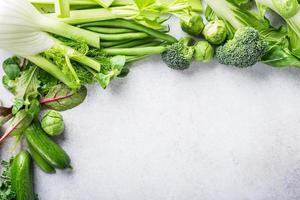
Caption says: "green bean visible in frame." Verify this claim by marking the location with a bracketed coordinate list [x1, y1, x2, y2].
[101, 39, 134, 47]
[85, 27, 135, 34]
[102, 46, 167, 56]
[125, 55, 147, 63]
[79, 19, 177, 43]
[98, 32, 149, 41]
[109, 38, 154, 48]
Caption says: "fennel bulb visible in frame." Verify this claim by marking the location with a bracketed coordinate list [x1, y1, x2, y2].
[0, 0, 100, 54]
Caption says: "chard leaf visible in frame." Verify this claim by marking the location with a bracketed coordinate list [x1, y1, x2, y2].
[0, 106, 13, 128]
[41, 84, 87, 111]
[0, 110, 33, 143]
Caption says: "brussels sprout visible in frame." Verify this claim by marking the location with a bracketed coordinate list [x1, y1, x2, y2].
[180, 13, 205, 37]
[202, 20, 227, 45]
[194, 41, 214, 63]
[41, 110, 64, 136]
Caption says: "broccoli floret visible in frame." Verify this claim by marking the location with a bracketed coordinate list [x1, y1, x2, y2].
[216, 27, 268, 68]
[161, 37, 195, 70]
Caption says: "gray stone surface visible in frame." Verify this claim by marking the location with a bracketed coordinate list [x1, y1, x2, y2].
[1, 19, 300, 200]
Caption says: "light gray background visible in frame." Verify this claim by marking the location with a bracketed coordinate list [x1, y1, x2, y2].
[1, 18, 300, 200]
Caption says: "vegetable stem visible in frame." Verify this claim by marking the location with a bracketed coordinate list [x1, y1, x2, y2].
[83, 27, 135, 34]
[102, 46, 167, 56]
[30, 0, 132, 6]
[95, 31, 149, 41]
[25, 55, 75, 88]
[55, 0, 70, 18]
[38, 16, 101, 48]
[46, 6, 137, 24]
[55, 43, 101, 71]
[109, 38, 154, 48]
[80, 19, 177, 43]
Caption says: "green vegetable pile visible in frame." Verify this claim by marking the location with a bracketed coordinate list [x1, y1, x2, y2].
[1, 0, 300, 198]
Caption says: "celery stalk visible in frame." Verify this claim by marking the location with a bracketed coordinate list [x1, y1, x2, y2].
[38, 16, 101, 48]
[55, 0, 70, 18]
[26, 55, 76, 88]
[46, 6, 137, 24]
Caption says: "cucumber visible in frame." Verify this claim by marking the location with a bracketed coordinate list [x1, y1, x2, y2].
[10, 150, 35, 200]
[24, 122, 71, 169]
[28, 143, 56, 174]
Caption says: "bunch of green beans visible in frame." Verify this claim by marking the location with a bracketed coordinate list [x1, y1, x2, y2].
[77, 19, 176, 62]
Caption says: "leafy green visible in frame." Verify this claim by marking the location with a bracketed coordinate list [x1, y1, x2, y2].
[0, 110, 33, 143]
[0, 106, 12, 128]
[43, 46, 80, 89]
[2, 57, 20, 80]
[38, 69, 60, 96]
[206, 0, 300, 68]
[2, 76, 16, 94]
[12, 66, 40, 114]
[205, 6, 216, 22]
[0, 160, 16, 200]
[41, 84, 87, 111]
[95, 56, 126, 89]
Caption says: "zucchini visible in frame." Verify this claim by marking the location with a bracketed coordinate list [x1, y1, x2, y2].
[24, 122, 71, 169]
[28, 143, 56, 174]
[10, 150, 35, 200]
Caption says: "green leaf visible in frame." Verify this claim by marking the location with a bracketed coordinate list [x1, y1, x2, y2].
[95, 55, 126, 89]
[2, 75, 16, 95]
[2, 57, 20, 80]
[27, 99, 41, 117]
[205, 5, 216, 22]
[0, 159, 16, 200]
[188, 0, 202, 12]
[0, 106, 12, 128]
[134, 0, 156, 9]
[14, 66, 40, 106]
[93, 0, 114, 8]
[41, 84, 87, 111]
[38, 69, 60, 96]
[12, 98, 24, 115]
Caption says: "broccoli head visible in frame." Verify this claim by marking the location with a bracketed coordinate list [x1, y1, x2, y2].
[216, 27, 268, 68]
[161, 37, 195, 70]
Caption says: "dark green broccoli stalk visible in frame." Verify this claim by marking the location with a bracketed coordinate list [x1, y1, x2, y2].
[161, 37, 195, 70]
[216, 27, 268, 68]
